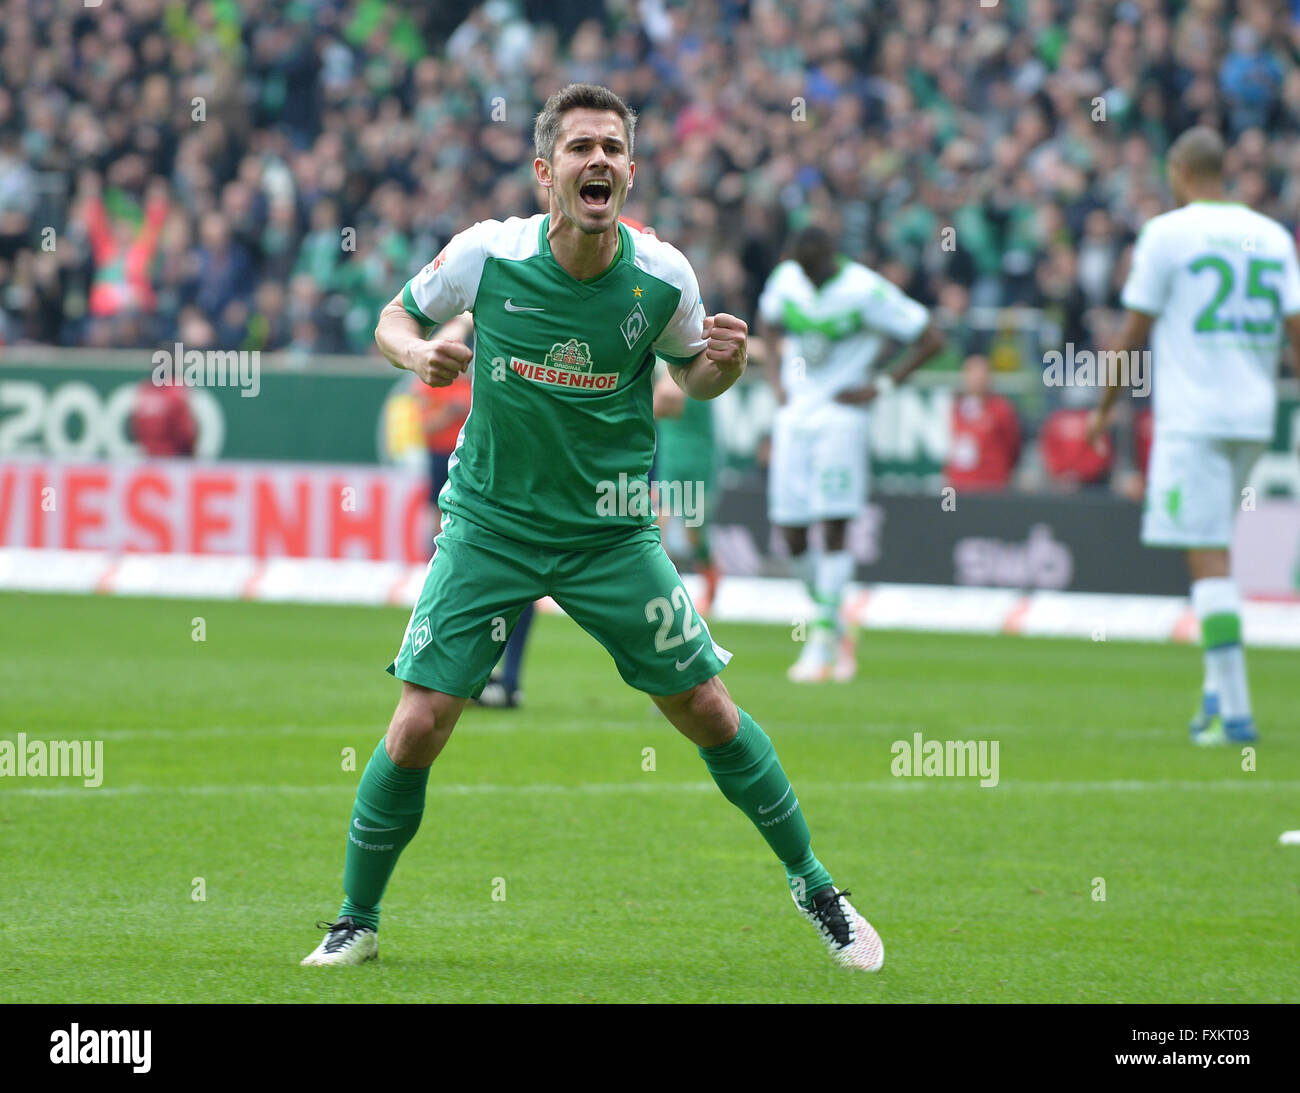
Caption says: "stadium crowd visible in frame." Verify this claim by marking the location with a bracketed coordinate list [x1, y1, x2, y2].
[1, 0, 1297, 392]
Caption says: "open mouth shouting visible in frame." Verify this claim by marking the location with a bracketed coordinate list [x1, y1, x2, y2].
[578, 176, 613, 212]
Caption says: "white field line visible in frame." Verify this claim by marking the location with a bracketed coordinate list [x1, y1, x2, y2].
[3, 779, 1296, 799]
[4, 720, 665, 742]
[8, 721, 1198, 742]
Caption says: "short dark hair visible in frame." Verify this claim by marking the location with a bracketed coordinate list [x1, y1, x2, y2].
[792, 224, 834, 255]
[791, 224, 835, 271]
[1168, 126, 1226, 180]
[534, 83, 637, 161]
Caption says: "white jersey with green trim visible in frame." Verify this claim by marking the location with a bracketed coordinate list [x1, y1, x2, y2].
[1121, 200, 1300, 440]
[757, 258, 929, 410]
[400, 214, 707, 548]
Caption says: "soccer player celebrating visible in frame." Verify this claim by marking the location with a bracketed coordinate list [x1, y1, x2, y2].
[758, 226, 945, 683]
[302, 85, 884, 972]
[1088, 126, 1300, 744]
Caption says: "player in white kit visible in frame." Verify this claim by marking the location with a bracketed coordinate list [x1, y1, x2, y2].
[1089, 127, 1300, 743]
[758, 226, 945, 683]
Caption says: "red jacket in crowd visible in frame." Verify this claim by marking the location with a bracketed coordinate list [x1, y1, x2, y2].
[85, 193, 169, 317]
[945, 392, 1022, 491]
[132, 378, 196, 457]
[1039, 408, 1112, 486]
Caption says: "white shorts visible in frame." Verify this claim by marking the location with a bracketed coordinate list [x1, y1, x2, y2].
[768, 402, 870, 526]
[1141, 433, 1265, 548]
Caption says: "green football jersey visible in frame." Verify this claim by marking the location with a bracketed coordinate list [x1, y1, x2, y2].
[402, 215, 707, 548]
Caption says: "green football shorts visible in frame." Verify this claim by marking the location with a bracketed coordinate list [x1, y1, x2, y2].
[388, 512, 732, 698]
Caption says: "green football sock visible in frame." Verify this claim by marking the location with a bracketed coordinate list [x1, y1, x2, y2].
[338, 740, 430, 931]
[698, 709, 833, 906]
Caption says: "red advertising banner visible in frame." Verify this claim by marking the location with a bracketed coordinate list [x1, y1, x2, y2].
[0, 460, 431, 562]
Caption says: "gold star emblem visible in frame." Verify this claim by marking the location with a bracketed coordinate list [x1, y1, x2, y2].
[633, 285, 643, 297]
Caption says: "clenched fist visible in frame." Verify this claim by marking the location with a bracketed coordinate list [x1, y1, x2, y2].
[703, 313, 748, 376]
[406, 336, 472, 388]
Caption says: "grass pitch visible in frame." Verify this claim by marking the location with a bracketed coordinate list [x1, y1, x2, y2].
[1, 590, 1296, 1003]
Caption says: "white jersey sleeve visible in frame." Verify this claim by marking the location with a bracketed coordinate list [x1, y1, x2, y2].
[403, 222, 491, 326]
[646, 241, 707, 367]
[857, 269, 929, 342]
[1121, 220, 1173, 316]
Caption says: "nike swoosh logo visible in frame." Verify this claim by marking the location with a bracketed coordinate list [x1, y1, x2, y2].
[353, 819, 401, 833]
[504, 299, 545, 312]
[757, 786, 792, 815]
[675, 644, 705, 671]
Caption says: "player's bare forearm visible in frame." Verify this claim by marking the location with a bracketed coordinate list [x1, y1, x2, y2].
[836, 321, 946, 405]
[890, 321, 946, 386]
[1087, 309, 1154, 446]
[669, 313, 748, 400]
[375, 298, 433, 372]
[375, 296, 473, 388]
[1098, 310, 1154, 412]
[670, 355, 742, 399]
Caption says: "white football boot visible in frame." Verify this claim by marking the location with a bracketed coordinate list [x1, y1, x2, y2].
[794, 887, 884, 972]
[300, 917, 378, 966]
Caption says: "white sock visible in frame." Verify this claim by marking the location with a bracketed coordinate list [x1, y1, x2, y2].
[1213, 645, 1252, 724]
[1190, 577, 1252, 725]
[814, 550, 854, 637]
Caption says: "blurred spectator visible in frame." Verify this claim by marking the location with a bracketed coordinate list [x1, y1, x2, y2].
[0, 131, 37, 262]
[945, 355, 1022, 492]
[3, 249, 66, 344]
[78, 171, 169, 321]
[927, 283, 986, 369]
[0, 0, 1296, 371]
[176, 306, 219, 351]
[193, 212, 254, 322]
[1219, 23, 1283, 137]
[132, 373, 197, 458]
[1039, 407, 1113, 489]
[244, 281, 292, 352]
